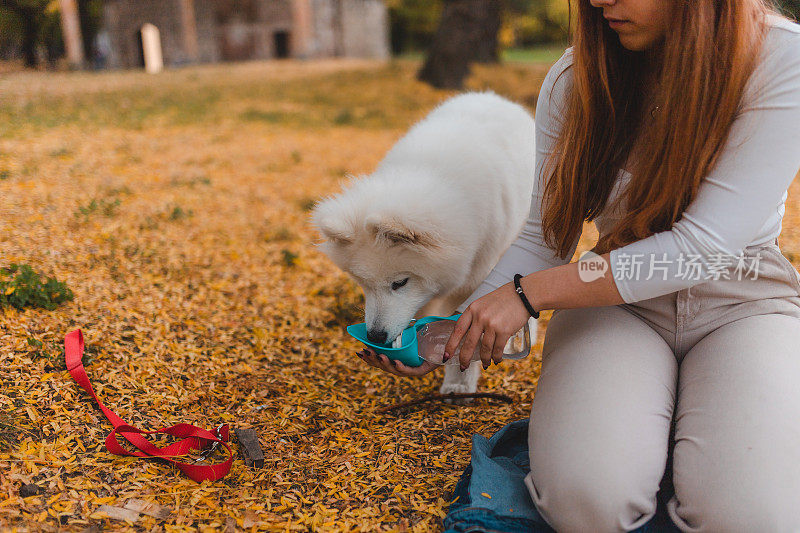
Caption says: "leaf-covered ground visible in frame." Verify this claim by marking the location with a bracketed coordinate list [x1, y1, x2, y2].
[1, 58, 799, 532]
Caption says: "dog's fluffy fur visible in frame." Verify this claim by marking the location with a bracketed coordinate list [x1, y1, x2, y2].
[311, 91, 537, 395]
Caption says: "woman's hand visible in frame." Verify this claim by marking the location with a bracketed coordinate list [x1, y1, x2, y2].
[444, 281, 531, 371]
[357, 347, 439, 377]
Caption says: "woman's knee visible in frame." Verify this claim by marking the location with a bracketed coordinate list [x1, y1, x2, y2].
[667, 469, 800, 532]
[527, 304, 675, 531]
[526, 458, 660, 533]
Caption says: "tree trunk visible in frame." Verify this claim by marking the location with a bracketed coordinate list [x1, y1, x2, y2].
[4, 0, 43, 68]
[472, 2, 502, 63]
[417, 0, 502, 89]
[20, 11, 39, 68]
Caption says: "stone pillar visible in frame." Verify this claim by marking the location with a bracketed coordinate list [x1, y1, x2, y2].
[141, 23, 164, 74]
[179, 0, 200, 62]
[59, 0, 85, 68]
[291, 0, 312, 58]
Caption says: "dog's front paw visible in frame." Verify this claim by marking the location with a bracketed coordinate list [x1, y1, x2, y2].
[440, 362, 481, 404]
[528, 316, 538, 347]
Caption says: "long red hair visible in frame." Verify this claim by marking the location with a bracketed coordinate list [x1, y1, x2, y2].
[541, 0, 780, 258]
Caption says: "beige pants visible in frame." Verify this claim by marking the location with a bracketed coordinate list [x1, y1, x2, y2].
[525, 239, 800, 532]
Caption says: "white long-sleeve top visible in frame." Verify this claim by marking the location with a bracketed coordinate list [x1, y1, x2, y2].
[458, 14, 800, 312]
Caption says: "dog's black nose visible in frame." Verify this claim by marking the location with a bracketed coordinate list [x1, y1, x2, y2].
[367, 329, 388, 344]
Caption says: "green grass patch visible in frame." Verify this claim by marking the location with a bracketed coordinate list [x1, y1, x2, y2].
[107, 185, 133, 196]
[49, 147, 72, 158]
[333, 108, 354, 125]
[168, 205, 194, 221]
[170, 175, 211, 187]
[0, 264, 73, 310]
[502, 44, 568, 64]
[240, 108, 296, 123]
[280, 249, 299, 267]
[262, 226, 294, 242]
[394, 43, 567, 65]
[139, 204, 195, 230]
[75, 197, 121, 220]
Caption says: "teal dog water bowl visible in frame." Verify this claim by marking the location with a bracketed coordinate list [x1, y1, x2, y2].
[346, 314, 460, 367]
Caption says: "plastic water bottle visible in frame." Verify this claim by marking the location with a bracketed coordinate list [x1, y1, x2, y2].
[415, 319, 532, 365]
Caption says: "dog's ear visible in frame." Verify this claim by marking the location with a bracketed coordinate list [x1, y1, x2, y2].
[317, 223, 353, 246]
[310, 203, 354, 246]
[367, 217, 439, 248]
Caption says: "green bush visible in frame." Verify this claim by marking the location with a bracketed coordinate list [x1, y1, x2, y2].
[0, 264, 73, 310]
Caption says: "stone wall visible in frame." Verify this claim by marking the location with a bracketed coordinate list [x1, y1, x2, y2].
[102, 0, 389, 69]
[215, 0, 294, 61]
[308, 0, 338, 57]
[340, 0, 390, 59]
[308, 0, 389, 59]
[193, 0, 221, 64]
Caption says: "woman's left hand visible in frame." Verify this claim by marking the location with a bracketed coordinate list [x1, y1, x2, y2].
[444, 281, 531, 371]
[358, 347, 440, 377]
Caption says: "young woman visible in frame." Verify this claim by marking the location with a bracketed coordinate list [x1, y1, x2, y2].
[358, 0, 800, 530]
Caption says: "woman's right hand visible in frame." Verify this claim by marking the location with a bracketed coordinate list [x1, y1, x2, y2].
[357, 347, 439, 377]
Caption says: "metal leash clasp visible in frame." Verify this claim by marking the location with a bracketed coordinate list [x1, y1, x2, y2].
[193, 423, 225, 463]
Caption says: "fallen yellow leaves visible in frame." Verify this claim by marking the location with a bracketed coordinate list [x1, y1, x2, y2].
[4, 55, 785, 532]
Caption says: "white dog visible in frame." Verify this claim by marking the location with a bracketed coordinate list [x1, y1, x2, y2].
[311, 91, 537, 396]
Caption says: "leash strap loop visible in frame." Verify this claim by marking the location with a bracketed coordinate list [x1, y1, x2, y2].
[64, 329, 233, 482]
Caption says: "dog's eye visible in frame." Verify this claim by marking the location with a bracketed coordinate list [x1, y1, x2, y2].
[391, 278, 409, 290]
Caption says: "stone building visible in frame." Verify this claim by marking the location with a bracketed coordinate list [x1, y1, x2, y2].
[101, 0, 390, 69]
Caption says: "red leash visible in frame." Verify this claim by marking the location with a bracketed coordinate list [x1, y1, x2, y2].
[64, 329, 233, 482]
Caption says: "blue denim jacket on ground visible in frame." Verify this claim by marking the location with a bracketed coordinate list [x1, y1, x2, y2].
[443, 419, 681, 533]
